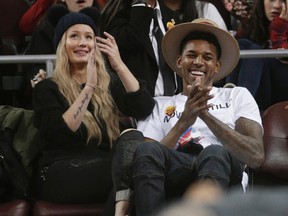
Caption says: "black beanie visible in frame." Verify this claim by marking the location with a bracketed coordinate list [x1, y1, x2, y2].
[53, 12, 97, 49]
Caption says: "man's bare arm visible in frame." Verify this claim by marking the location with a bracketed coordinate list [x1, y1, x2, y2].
[200, 111, 264, 169]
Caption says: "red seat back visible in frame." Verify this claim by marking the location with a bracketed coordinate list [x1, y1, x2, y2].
[260, 101, 288, 180]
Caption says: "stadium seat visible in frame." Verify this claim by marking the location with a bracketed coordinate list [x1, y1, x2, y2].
[252, 101, 288, 186]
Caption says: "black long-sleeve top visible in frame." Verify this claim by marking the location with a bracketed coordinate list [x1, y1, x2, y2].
[33, 72, 155, 166]
[102, 5, 182, 96]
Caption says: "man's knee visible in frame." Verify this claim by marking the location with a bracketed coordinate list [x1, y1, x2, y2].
[199, 145, 230, 161]
[197, 145, 243, 189]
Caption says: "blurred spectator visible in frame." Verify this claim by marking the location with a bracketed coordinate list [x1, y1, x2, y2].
[269, 0, 288, 50]
[222, 0, 254, 37]
[0, 34, 23, 107]
[19, 0, 58, 36]
[201, 0, 233, 30]
[0, 0, 29, 53]
[19, 0, 107, 36]
[1, 37, 6, 104]
[223, 0, 254, 21]
[101, 0, 227, 97]
[19, 0, 106, 35]
[185, 1, 255, 37]
[157, 184, 288, 216]
[226, 0, 288, 111]
[96, 0, 107, 9]
[213, 187, 288, 216]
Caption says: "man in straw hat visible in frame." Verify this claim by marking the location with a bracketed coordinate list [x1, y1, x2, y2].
[131, 18, 264, 216]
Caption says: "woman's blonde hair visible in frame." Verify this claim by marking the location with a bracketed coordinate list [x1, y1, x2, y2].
[53, 33, 120, 147]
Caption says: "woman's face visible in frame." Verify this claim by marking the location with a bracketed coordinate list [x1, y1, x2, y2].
[65, 24, 95, 65]
[65, 0, 94, 12]
[264, 0, 284, 21]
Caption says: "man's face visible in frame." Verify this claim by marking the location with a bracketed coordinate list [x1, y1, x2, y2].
[177, 39, 221, 87]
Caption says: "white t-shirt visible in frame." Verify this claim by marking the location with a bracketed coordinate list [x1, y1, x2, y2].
[137, 87, 263, 148]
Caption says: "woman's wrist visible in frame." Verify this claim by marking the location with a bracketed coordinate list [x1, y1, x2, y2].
[85, 84, 96, 91]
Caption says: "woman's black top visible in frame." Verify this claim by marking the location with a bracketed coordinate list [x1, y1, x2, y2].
[33, 72, 155, 166]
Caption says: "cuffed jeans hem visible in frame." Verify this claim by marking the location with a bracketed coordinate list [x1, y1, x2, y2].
[115, 189, 133, 202]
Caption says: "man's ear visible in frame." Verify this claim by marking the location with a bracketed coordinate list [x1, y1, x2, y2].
[176, 56, 182, 69]
[214, 61, 221, 74]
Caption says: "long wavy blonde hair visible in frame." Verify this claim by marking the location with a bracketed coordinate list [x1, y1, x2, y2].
[52, 33, 120, 148]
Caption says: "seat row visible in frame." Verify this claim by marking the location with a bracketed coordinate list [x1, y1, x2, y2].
[1, 101, 288, 215]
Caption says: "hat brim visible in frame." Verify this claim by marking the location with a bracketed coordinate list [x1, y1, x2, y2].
[162, 21, 240, 82]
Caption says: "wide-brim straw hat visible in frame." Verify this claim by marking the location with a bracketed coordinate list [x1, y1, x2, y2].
[162, 18, 240, 82]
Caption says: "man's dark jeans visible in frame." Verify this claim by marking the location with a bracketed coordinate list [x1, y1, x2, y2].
[132, 142, 244, 216]
[112, 129, 145, 201]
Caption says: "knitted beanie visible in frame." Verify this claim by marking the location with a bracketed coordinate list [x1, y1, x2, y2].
[53, 12, 97, 49]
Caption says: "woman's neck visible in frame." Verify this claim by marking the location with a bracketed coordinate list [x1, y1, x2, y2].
[70, 64, 87, 84]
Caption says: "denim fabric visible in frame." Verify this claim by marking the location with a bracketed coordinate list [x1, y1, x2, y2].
[132, 142, 243, 216]
[112, 129, 145, 201]
[197, 145, 244, 190]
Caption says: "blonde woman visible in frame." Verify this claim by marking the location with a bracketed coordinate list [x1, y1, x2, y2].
[33, 12, 154, 205]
